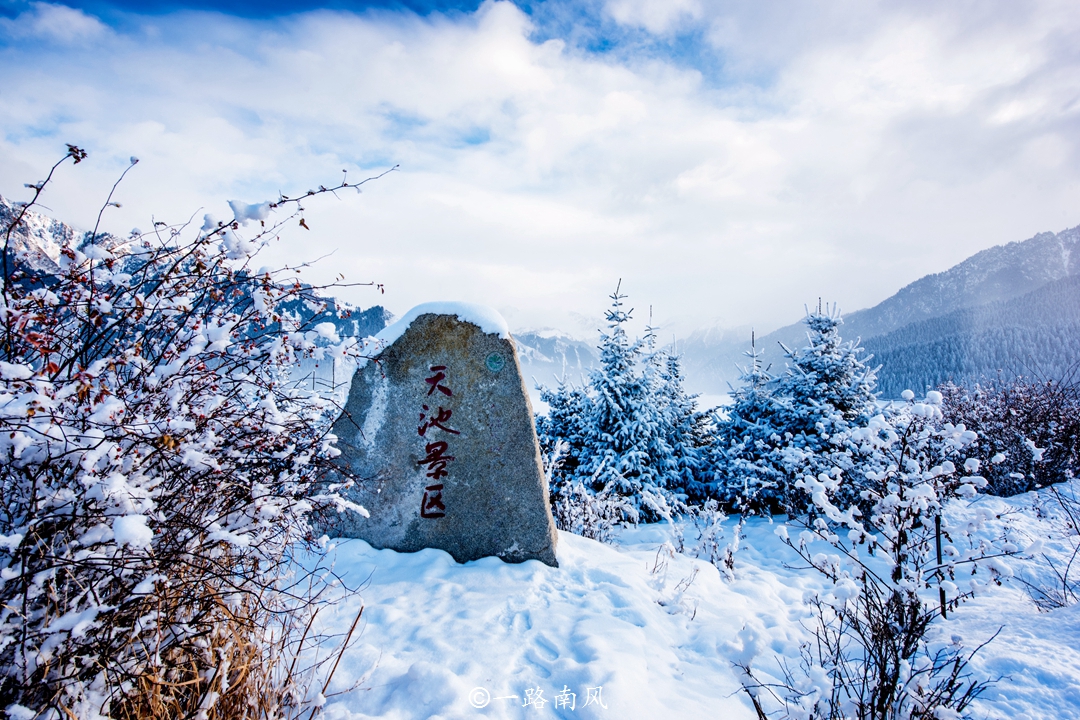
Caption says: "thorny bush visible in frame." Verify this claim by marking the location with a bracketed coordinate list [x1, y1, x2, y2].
[0, 148, 385, 719]
[937, 374, 1080, 612]
[939, 375, 1080, 496]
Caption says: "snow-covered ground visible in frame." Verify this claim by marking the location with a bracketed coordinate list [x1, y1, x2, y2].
[310, 484, 1080, 719]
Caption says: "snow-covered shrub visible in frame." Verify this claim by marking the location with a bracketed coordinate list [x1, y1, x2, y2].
[939, 377, 1080, 496]
[936, 375, 1080, 610]
[685, 499, 736, 579]
[0, 149, 376, 719]
[717, 304, 879, 516]
[548, 478, 632, 544]
[739, 391, 1010, 720]
[541, 437, 631, 544]
[537, 283, 712, 523]
[647, 542, 700, 617]
[1013, 481, 1080, 610]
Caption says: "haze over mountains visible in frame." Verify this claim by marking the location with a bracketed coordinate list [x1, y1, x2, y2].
[863, 273, 1080, 397]
[679, 224, 1080, 397]
[6, 195, 1077, 401]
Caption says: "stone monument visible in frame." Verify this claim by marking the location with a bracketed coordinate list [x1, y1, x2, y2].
[321, 302, 559, 567]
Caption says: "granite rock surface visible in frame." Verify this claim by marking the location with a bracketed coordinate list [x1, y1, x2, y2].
[321, 311, 559, 567]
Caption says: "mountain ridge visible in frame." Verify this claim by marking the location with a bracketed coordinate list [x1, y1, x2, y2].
[678, 223, 1080, 395]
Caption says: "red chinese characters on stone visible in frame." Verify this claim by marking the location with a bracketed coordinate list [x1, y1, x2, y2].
[420, 484, 446, 519]
[418, 405, 459, 437]
[418, 440, 454, 480]
[419, 366, 458, 520]
[424, 365, 452, 397]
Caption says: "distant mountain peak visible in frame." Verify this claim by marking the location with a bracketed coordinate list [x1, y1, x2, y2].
[1, 194, 81, 275]
[1, 194, 135, 276]
[846, 223, 1080, 338]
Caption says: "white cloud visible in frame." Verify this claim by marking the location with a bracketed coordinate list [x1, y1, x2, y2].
[0, 0, 1078, 337]
[605, 0, 704, 35]
[0, 2, 109, 43]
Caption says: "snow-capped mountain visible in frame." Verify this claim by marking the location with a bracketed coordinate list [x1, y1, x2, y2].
[1, 194, 143, 276]
[0, 194, 81, 275]
[512, 329, 600, 392]
[1, 194, 390, 341]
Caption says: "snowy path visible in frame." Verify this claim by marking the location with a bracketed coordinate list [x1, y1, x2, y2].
[312, 487, 1080, 719]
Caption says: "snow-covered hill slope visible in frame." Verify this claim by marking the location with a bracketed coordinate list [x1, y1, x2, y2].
[864, 274, 1080, 396]
[311, 484, 1080, 719]
[313, 530, 782, 719]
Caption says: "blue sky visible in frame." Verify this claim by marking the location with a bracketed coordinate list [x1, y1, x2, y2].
[3, 1, 487, 16]
[1, 0, 1078, 337]
[2, 0, 731, 79]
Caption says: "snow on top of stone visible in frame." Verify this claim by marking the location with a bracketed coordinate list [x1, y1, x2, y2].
[376, 302, 511, 345]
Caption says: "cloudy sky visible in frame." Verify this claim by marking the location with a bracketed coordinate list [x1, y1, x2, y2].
[1, 0, 1078, 338]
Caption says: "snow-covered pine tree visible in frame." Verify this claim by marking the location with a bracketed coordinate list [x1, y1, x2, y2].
[715, 331, 788, 513]
[538, 284, 711, 526]
[536, 377, 591, 483]
[539, 385, 634, 544]
[719, 304, 879, 515]
[650, 347, 714, 502]
[579, 284, 661, 519]
[777, 304, 878, 428]
[773, 303, 878, 511]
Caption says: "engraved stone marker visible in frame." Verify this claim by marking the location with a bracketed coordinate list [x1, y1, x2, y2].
[321, 302, 559, 567]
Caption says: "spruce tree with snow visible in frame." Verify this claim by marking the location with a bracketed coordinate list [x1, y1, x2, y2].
[579, 284, 661, 518]
[776, 303, 878, 430]
[651, 348, 715, 502]
[719, 303, 879, 514]
[537, 284, 710, 526]
[536, 378, 591, 482]
[715, 331, 788, 513]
